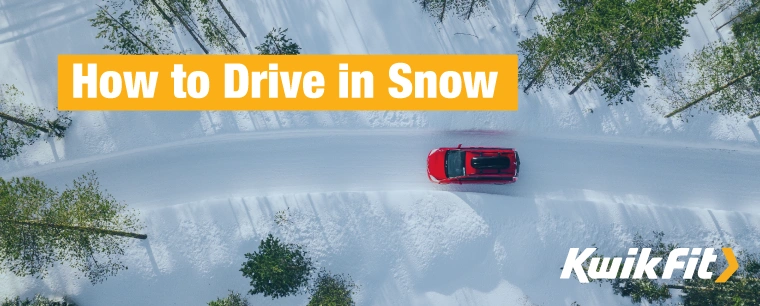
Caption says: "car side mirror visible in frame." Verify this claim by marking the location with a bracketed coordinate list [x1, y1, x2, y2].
[457, 144, 462, 148]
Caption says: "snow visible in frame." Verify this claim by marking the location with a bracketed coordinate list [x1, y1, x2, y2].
[1, 0, 760, 305]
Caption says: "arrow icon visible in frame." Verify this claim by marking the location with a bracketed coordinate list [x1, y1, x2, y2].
[716, 247, 738, 283]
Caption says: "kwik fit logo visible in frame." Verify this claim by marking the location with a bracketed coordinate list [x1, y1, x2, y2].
[561, 247, 738, 283]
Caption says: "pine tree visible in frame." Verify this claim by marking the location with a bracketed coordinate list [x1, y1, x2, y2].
[89, 4, 173, 55]
[90, 0, 180, 55]
[255, 28, 302, 55]
[661, 2, 759, 118]
[208, 291, 250, 306]
[678, 252, 760, 306]
[239, 234, 313, 298]
[519, 0, 707, 104]
[307, 269, 357, 306]
[519, 0, 595, 93]
[213, 0, 247, 38]
[0, 84, 71, 161]
[416, 0, 489, 22]
[196, 0, 240, 54]
[160, 0, 210, 53]
[455, 0, 489, 20]
[714, 0, 759, 31]
[415, 0, 454, 23]
[92, 0, 245, 54]
[0, 172, 146, 284]
[2, 294, 76, 306]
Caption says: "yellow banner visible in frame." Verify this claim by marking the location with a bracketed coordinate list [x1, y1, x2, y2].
[57, 54, 518, 111]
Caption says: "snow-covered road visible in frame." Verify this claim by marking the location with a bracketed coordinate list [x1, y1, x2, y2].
[6, 129, 760, 214]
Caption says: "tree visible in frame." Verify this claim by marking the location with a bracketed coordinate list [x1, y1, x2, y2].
[89, 4, 173, 55]
[0, 84, 71, 161]
[255, 28, 301, 55]
[519, 0, 707, 104]
[196, 0, 240, 54]
[91, 0, 243, 55]
[90, 0, 180, 55]
[1, 294, 76, 306]
[661, 2, 759, 118]
[307, 269, 357, 306]
[431, 0, 453, 23]
[240, 234, 314, 298]
[677, 252, 760, 306]
[207, 291, 249, 306]
[582, 232, 760, 305]
[455, 0, 489, 20]
[714, 0, 759, 31]
[161, 0, 243, 54]
[0, 172, 146, 284]
[415, 0, 489, 23]
[214, 0, 247, 38]
[519, 0, 594, 93]
[160, 0, 210, 53]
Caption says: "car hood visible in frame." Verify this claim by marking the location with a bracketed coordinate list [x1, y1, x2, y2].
[427, 149, 447, 181]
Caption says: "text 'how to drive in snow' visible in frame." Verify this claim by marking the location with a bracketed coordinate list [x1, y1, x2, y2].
[56, 55, 518, 111]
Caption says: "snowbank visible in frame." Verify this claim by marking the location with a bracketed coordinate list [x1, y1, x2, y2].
[3, 191, 758, 305]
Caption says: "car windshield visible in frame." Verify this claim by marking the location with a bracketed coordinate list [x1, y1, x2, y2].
[445, 150, 466, 178]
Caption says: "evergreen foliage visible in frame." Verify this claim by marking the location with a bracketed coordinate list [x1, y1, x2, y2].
[415, 0, 490, 22]
[0, 84, 71, 161]
[1, 295, 76, 306]
[240, 234, 314, 298]
[0, 172, 146, 284]
[519, 0, 707, 104]
[255, 28, 302, 55]
[660, 1, 759, 118]
[89, 3, 173, 55]
[197, 0, 240, 54]
[90, 0, 243, 54]
[207, 291, 250, 306]
[307, 269, 357, 306]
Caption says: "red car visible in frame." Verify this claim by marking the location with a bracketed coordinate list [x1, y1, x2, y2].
[427, 145, 520, 185]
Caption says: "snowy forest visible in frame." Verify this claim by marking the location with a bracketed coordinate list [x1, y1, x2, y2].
[1, 0, 759, 305]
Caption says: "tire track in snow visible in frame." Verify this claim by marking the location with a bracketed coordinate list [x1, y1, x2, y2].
[3, 129, 760, 213]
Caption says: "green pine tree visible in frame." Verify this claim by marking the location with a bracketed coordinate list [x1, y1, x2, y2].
[207, 291, 250, 306]
[213, 0, 247, 39]
[0, 172, 146, 284]
[519, 0, 594, 93]
[158, 0, 210, 53]
[89, 4, 173, 55]
[307, 269, 357, 306]
[677, 251, 760, 305]
[197, 0, 241, 54]
[520, 0, 707, 104]
[0, 84, 71, 161]
[661, 2, 759, 119]
[1, 294, 76, 306]
[417, 0, 485, 23]
[93, 0, 244, 55]
[714, 0, 759, 31]
[240, 234, 314, 298]
[455, 0, 489, 20]
[255, 28, 302, 55]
